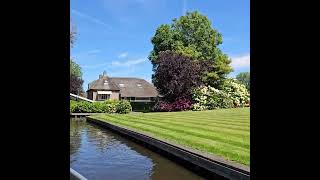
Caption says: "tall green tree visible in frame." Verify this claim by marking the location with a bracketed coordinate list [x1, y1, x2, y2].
[236, 72, 250, 91]
[149, 11, 233, 88]
[70, 59, 83, 94]
[70, 20, 83, 94]
[70, 59, 82, 78]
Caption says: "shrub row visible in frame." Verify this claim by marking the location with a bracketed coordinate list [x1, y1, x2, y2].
[153, 97, 192, 112]
[70, 99, 132, 114]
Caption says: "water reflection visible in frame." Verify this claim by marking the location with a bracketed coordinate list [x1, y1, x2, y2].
[70, 119, 203, 180]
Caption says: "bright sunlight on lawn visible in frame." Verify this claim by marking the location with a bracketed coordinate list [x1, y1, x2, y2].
[91, 108, 250, 166]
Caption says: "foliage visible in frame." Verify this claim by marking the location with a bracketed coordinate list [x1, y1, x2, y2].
[70, 59, 82, 78]
[236, 72, 250, 91]
[221, 79, 250, 107]
[116, 100, 132, 114]
[153, 97, 192, 112]
[70, 100, 77, 113]
[171, 97, 193, 111]
[192, 79, 250, 110]
[192, 86, 233, 111]
[70, 100, 131, 114]
[70, 74, 84, 94]
[70, 59, 83, 94]
[149, 11, 232, 87]
[153, 101, 173, 112]
[153, 51, 211, 102]
[72, 101, 93, 113]
[92, 102, 107, 113]
[103, 99, 118, 113]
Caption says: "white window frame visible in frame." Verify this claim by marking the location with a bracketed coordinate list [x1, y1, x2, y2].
[98, 94, 110, 101]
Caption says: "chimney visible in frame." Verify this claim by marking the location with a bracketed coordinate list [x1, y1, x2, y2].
[99, 71, 107, 79]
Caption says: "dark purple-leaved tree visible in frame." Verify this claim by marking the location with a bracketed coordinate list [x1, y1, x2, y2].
[153, 51, 212, 102]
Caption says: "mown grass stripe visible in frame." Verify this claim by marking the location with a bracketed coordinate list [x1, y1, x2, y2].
[145, 114, 250, 123]
[121, 113, 250, 127]
[110, 114, 250, 132]
[112, 113, 250, 137]
[98, 115, 250, 152]
[94, 116, 249, 165]
[91, 108, 250, 165]
[132, 115, 250, 128]
[104, 114, 250, 149]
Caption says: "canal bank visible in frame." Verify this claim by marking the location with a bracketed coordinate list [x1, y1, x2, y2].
[87, 117, 250, 180]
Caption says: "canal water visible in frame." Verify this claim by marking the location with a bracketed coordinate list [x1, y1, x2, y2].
[70, 119, 204, 180]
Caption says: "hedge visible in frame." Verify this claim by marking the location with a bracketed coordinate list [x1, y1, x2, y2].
[70, 99, 132, 114]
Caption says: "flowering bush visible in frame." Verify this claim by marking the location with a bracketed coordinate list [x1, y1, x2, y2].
[172, 97, 193, 111]
[221, 79, 250, 107]
[191, 79, 250, 110]
[153, 101, 173, 112]
[192, 86, 233, 111]
[153, 97, 192, 112]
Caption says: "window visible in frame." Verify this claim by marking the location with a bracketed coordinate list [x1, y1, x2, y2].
[136, 84, 142, 87]
[98, 94, 110, 101]
[103, 80, 109, 86]
[135, 97, 150, 101]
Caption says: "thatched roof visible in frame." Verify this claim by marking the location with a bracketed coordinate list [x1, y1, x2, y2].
[110, 77, 158, 98]
[88, 75, 120, 91]
[87, 73, 158, 98]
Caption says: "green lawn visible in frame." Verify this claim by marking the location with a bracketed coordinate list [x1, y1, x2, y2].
[91, 108, 250, 166]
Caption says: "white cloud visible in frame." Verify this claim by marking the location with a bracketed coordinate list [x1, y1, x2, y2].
[71, 9, 110, 28]
[81, 63, 109, 69]
[231, 54, 250, 68]
[108, 68, 136, 77]
[118, 52, 128, 58]
[112, 57, 147, 67]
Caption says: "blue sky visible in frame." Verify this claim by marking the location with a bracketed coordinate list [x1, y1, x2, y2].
[71, 0, 250, 89]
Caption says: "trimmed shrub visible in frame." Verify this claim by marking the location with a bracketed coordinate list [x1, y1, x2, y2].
[73, 101, 94, 113]
[70, 100, 77, 113]
[92, 102, 107, 113]
[116, 100, 132, 114]
[103, 99, 119, 113]
[70, 99, 132, 114]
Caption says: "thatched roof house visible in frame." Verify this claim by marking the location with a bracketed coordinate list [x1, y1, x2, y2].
[87, 71, 158, 102]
